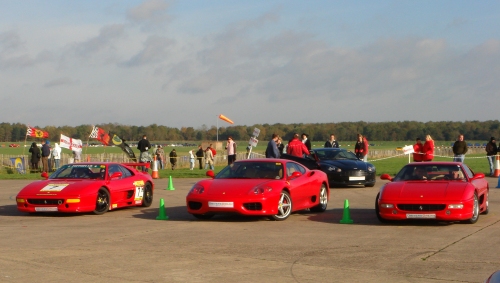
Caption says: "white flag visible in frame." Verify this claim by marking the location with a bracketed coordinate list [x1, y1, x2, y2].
[60, 134, 83, 152]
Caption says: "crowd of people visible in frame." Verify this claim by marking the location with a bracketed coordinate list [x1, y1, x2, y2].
[24, 132, 500, 175]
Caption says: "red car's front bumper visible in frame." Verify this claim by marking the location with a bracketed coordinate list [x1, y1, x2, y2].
[16, 195, 96, 213]
[186, 193, 282, 216]
[377, 198, 475, 221]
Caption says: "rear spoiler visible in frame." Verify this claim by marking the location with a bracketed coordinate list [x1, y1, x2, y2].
[123, 162, 150, 169]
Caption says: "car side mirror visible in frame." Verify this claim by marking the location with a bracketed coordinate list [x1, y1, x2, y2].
[206, 170, 215, 179]
[471, 173, 485, 180]
[110, 172, 122, 179]
[288, 171, 302, 180]
[41, 172, 49, 179]
[380, 173, 393, 181]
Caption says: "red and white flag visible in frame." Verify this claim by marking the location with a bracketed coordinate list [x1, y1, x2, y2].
[60, 134, 82, 152]
[89, 126, 110, 146]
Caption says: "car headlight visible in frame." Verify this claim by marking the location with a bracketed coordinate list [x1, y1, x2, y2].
[189, 185, 205, 194]
[248, 186, 273, 195]
[380, 203, 394, 208]
[367, 166, 375, 172]
[327, 167, 342, 172]
[448, 204, 464, 209]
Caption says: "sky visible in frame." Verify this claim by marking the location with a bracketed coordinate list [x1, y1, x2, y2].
[1, 0, 499, 129]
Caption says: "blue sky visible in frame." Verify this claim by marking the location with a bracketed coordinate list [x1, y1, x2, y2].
[1, 0, 499, 128]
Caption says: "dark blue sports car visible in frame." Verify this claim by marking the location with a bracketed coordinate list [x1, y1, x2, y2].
[281, 148, 376, 187]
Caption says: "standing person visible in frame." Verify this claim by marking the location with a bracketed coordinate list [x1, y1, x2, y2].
[204, 146, 214, 170]
[72, 150, 81, 163]
[354, 134, 367, 161]
[324, 134, 339, 148]
[195, 145, 204, 169]
[155, 145, 165, 169]
[137, 134, 151, 172]
[413, 138, 423, 162]
[52, 143, 62, 170]
[452, 134, 468, 163]
[287, 133, 310, 158]
[422, 135, 435, 162]
[28, 142, 40, 172]
[188, 150, 195, 170]
[486, 137, 498, 176]
[169, 149, 177, 170]
[225, 136, 237, 165]
[209, 144, 217, 166]
[41, 140, 51, 173]
[301, 133, 311, 151]
[276, 137, 284, 157]
[265, 133, 280, 158]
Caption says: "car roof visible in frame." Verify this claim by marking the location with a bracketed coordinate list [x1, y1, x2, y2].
[235, 158, 288, 163]
[406, 161, 463, 166]
[312, 148, 345, 152]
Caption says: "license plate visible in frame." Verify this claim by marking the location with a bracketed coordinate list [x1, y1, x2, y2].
[349, 176, 365, 181]
[34, 207, 58, 212]
[406, 214, 436, 219]
[208, 201, 234, 208]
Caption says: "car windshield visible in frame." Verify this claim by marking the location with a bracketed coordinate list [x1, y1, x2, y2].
[394, 164, 466, 182]
[314, 150, 358, 161]
[216, 162, 284, 180]
[50, 164, 107, 180]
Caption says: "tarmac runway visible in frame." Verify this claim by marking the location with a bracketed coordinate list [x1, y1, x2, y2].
[1, 176, 500, 283]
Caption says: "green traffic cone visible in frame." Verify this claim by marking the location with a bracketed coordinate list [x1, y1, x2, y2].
[156, 198, 169, 220]
[167, 176, 175, 190]
[339, 199, 353, 224]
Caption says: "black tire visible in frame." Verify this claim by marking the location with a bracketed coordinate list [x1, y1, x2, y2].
[270, 191, 292, 221]
[310, 184, 328, 212]
[93, 188, 110, 215]
[464, 193, 479, 224]
[192, 213, 214, 220]
[364, 183, 375, 187]
[141, 183, 153, 207]
[375, 193, 390, 223]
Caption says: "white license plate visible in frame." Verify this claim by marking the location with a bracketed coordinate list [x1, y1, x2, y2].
[208, 201, 234, 208]
[349, 176, 365, 181]
[406, 214, 436, 219]
[34, 207, 58, 212]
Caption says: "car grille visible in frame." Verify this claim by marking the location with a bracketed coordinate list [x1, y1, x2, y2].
[397, 204, 446, 211]
[346, 170, 368, 176]
[243, 202, 262, 211]
[188, 201, 202, 210]
[28, 199, 64, 205]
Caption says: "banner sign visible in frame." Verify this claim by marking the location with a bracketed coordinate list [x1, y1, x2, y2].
[10, 157, 26, 174]
[60, 134, 83, 152]
[402, 145, 414, 155]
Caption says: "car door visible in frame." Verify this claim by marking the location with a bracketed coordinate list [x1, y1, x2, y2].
[107, 164, 138, 208]
[286, 162, 315, 210]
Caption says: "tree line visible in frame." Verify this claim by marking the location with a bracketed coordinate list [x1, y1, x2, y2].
[1, 120, 499, 143]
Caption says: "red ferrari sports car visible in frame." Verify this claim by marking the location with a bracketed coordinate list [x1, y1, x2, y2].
[376, 162, 489, 224]
[186, 158, 330, 221]
[16, 162, 154, 215]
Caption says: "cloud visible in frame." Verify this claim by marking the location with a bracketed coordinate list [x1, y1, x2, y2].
[44, 77, 77, 88]
[122, 35, 175, 67]
[127, 0, 171, 30]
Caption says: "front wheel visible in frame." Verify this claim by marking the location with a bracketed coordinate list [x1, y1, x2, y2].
[375, 193, 390, 223]
[142, 183, 153, 207]
[93, 188, 110, 215]
[464, 193, 479, 224]
[270, 191, 292, 221]
[310, 184, 328, 212]
[482, 190, 489, 215]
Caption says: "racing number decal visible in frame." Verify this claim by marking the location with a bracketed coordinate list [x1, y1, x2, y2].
[134, 186, 144, 201]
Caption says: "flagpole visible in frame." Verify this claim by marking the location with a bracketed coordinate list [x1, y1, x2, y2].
[23, 125, 29, 172]
[217, 116, 219, 142]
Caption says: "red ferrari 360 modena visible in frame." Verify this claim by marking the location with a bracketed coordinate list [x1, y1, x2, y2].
[376, 162, 489, 224]
[186, 158, 330, 221]
[16, 163, 154, 215]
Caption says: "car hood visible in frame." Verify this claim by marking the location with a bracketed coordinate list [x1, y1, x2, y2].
[205, 179, 275, 197]
[17, 179, 102, 196]
[320, 159, 369, 170]
[381, 181, 469, 201]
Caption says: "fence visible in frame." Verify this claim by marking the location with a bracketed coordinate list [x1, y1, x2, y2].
[0, 147, 488, 173]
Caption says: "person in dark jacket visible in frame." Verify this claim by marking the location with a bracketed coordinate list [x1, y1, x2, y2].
[28, 142, 41, 172]
[324, 134, 339, 148]
[486, 137, 498, 176]
[195, 145, 204, 169]
[169, 149, 177, 170]
[41, 140, 51, 173]
[137, 135, 151, 172]
[276, 137, 284, 157]
[452, 134, 468, 163]
[265, 134, 280, 158]
[354, 134, 367, 160]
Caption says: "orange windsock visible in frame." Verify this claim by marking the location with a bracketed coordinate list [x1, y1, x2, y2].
[218, 114, 234, 124]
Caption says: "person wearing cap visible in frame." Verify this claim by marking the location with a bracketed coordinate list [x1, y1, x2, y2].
[486, 137, 498, 176]
[413, 138, 423, 162]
